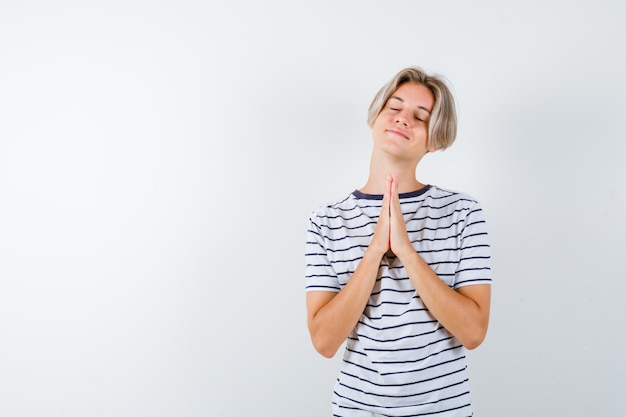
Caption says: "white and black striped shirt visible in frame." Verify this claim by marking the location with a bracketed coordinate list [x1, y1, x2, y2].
[305, 185, 492, 417]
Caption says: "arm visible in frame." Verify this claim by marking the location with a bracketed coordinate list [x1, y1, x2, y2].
[306, 248, 384, 358]
[388, 178, 491, 349]
[306, 185, 392, 358]
[394, 251, 490, 349]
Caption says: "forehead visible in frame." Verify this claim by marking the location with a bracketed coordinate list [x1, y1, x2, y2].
[389, 82, 434, 111]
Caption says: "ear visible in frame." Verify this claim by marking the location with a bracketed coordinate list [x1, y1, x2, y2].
[425, 137, 440, 153]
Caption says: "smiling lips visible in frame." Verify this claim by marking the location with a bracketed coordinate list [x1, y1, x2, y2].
[387, 128, 409, 140]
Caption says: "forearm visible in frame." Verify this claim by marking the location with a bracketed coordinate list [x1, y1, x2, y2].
[398, 249, 490, 349]
[307, 248, 384, 358]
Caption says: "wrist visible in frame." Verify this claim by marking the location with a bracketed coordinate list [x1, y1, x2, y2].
[394, 244, 418, 264]
[366, 245, 387, 260]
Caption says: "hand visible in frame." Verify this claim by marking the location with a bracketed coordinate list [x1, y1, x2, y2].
[388, 176, 414, 259]
[369, 176, 392, 257]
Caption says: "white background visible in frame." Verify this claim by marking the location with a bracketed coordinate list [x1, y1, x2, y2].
[1, 1, 625, 416]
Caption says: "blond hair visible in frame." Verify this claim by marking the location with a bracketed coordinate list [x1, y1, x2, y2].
[367, 67, 457, 150]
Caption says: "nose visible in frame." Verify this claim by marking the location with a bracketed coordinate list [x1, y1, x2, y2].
[394, 110, 410, 126]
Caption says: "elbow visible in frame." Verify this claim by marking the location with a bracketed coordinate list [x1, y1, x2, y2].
[311, 336, 339, 358]
[316, 346, 337, 359]
[460, 324, 489, 350]
[462, 336, 484, 350]
[307, 317, 341, 358]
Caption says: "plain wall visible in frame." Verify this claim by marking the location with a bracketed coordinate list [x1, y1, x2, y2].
[1, 1, 624, 416]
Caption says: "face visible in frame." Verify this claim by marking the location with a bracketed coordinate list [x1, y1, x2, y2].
[370, 82, 436, 161]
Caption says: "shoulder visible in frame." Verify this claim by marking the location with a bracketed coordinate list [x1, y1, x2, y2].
[309, 191, 358, 223]
[423, 185, 489, 226]
[426, 185, 482, 208]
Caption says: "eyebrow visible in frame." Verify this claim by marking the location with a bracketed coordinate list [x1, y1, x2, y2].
[389, 96, 432, 114]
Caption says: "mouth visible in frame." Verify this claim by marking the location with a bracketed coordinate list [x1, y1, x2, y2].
[387, 129, 409, 140]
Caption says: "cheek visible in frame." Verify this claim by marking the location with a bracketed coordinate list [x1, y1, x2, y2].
[371, 118, 384, 133]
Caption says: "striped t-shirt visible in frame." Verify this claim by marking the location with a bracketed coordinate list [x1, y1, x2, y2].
[305, 185, 492, 417]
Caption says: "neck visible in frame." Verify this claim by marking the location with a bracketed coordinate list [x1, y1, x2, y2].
[360, 149, 425, 194]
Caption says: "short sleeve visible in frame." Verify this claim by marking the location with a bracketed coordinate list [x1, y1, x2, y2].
[304, 215, 340, 292]
[454, 201, 492, 289]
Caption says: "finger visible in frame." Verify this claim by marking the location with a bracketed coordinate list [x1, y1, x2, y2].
[382, 175, 392, 213]
[390, 177, 405, 226]
[371, 176, 392, 255]
[390, 176, 401, 211]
